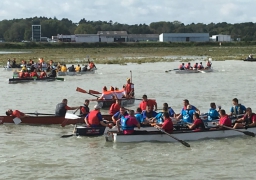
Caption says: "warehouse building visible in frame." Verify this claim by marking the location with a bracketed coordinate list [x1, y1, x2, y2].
[97, 31, 127, 42]
[159, 33, 209, 42]
[127, 34, 159, 42]
[210, 35, 231, 42]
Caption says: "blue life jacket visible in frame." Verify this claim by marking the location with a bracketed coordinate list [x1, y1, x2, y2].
[135, 113, 143, 123]
[155, 112, 164, 124]
[182, 109, 195, 123]
[121, 117, 134, 130]
[208, 108, 219, 121]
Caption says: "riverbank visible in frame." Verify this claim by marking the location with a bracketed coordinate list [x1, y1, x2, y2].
[0, 43, 254, 65]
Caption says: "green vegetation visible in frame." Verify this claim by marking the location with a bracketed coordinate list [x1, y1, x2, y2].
[0, 42, 254, 66]
[1, 17, 256, 42]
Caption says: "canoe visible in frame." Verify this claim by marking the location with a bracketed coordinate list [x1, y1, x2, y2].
[244, 58, 256, 62]
[105, 127, 256, 143]
[0, 114, 112, 125]
[8, 77, 64, 84]
[3, 67, 22, 71]
[175, 68, 213, 74]
[97, 98, 135, 109]
[75, 126, 106, 136]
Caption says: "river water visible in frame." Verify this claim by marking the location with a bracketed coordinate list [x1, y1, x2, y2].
[0, 60, 255, 180]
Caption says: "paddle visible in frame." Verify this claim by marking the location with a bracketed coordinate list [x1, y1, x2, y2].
[165, 70, 172, 73]
[26, 112, 55, 116]
[155, 126, 191, 147]
[89, 89, 101, 94]
[56, 77, 64, 81]
[61, 124, 77, 138]
[13, 117, 22, 125]
[76, 87, 100, 98]
[130, 70, 132, 83]
[61, 107, 80, 127]
[221, 125, 255, 137]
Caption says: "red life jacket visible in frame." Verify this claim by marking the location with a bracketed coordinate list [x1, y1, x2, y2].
[109, 103, 121, 115]
[24, 72, 30, 78]
[193, 64, 198, 68]
[88, 110, 100, 125]
[179, 65, 184, 68]
[18, 72, 24, 78]
[30, 72, 38, 77]
[126, 83, 133, 94]
[40, 72, 47, 78]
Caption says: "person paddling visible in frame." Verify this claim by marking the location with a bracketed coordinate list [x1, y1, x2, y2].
[212, 109, 232, 130]
[79, 99, 90, 117]
[6, 109, 30, 119]
[187, 113, 205, 131]
[233, 107, 256, 129]
[55, 99, 80, 117]
[179, 63, 185, 70]
[84, 105, 109, 127]
[155, 112, 173, 133]
[229, 98, 246, 116]
[117, 110, 140, 135]
[208, 102, 220, 121]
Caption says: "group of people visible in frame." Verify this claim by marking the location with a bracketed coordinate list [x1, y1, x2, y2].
[59, 60, 96, 73]
[98, 78, 135, 102]
[179, 60, 212, 70]
[6, 96, 256, 135]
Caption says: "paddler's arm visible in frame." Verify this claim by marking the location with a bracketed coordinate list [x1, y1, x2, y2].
[116, 119, 121, 132]
[65, 105, 80, 110]
[84, 114, 90, 126]
[97, 113, 109, 127]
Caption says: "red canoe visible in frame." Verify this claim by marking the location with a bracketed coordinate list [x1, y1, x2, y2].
[0, 115, 112, 126]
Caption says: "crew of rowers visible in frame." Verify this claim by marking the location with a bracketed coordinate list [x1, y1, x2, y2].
[59, 60, 96, 73]
[7, 97, 255, 135]
[178, 60, 212, 70]
[79, 97, 255, 135]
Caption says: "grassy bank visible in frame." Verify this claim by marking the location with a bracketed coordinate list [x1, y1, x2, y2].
[0, 42, 254, 65]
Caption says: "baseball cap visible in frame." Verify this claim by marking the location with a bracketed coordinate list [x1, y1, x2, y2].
[94, 104, 101, 109]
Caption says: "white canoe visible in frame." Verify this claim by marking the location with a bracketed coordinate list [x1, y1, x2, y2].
[175, 68, 213, 74]
[105, 127, 256, 143]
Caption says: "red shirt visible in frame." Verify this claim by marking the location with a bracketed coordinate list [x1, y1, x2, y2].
[65, 105, 72, 110]
[30, 72, 38, 77]
[243, 114, 256, 123]
[12, 110, 25, 118]
[219, 115, 232, 127]
[109, 103, 120, 115]
[123, 116, 139, 135]
[161, 118, 173, 133]
[139, 99, 157, 111]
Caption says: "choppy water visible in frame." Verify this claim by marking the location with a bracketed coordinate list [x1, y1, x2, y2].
[1, 60, 256, 180]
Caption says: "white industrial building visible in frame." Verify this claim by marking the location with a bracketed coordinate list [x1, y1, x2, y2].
[159, 33, 209, 42]
[75, 34, 99, 43]
[210, 35, 231, 42]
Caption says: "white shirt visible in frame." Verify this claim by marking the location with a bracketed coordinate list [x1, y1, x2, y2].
[114, 91, 125, 99]
[7, 61, 10, 68]
[100, 93, 113, 100]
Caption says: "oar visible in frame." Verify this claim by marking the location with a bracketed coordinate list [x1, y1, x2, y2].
[25, 113, 55, 116]
[165, 70, 172, 72]
[155, 126, 191, 148]
[61, 124, 77, 138]
[221, 125, 255, 137]
[56, 77, 64, 81]
[76, 87, 100, 98]
[61, 107, 80, 127]
[89, 89, 101, 94]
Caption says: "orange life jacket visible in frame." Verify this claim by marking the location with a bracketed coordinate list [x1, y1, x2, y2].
[89, 62, 94, 69]
[40, 72, 47, 78]
[88, 110, 100, 125]
[19, 72, 24, 78]
[109, 103, 121, 115]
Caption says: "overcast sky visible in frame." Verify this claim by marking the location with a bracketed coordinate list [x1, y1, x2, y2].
[0, 0, 255, 25]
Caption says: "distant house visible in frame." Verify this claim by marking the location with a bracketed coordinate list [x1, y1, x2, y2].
[127, 34, 159, 42]
[97, 31, 128, 42]
[210, 35, 231, 42]
[159, 33, 209, 42]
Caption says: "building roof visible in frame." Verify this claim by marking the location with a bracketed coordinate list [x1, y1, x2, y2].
[97, 31, 128, 36]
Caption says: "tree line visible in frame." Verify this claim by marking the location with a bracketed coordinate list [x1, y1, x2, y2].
[0, 17, 256, 42]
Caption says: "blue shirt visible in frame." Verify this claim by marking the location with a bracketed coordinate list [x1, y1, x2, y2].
[142, 110, 158, 120]
[208, 108, 219, 121]
[168, 107, 175, 117]
[154, 112, 164, 124]
[230, 104, 246, 115]
[182, 109, 195, 123]
[113, 111, 128, 120]
[180, 105, 196, 117]
[135, 113, 144, 123]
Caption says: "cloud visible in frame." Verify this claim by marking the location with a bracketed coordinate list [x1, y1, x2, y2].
[0, 0, 255, 25]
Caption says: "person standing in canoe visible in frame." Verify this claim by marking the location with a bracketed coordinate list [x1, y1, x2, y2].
[125, 78, 134, 97]
[229, 98, 246, 116]
[55, 99, 80, 117]
[117, 110, 140, 135]
[139, 94, 157, 111]
[176, 99, 200, 120]
[6, 109, 30, 119]
[84, 105, 109, 127]
[79, 99, 90, 117]
[155, 112, 173, 133]
[233, 107, 256, 129]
